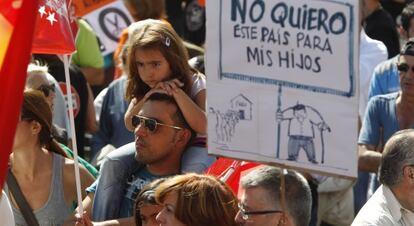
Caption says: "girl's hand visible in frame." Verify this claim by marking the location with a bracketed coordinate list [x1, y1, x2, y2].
[155, 79, 184, 96]
[130, 97, 138, 106]
[143, 88, 169, 100]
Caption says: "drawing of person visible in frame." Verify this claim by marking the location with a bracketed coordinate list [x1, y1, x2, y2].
[209, 107, 225, 142]
[210, 108, 241, 143]
[277, 103, 330, 164]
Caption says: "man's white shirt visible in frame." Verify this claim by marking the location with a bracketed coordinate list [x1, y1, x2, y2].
[352, 185, 414, 226]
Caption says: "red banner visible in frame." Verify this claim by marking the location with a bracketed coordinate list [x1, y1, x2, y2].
[32, 0, 77, 54]
[205, 158, 259, 194]
[0, 0, 39, 190]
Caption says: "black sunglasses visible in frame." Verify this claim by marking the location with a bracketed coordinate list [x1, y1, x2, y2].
[131, 115, 183, 133]
[397, 63, 414, 73]
[237, 203, 283, 221]
[37, 83, 55, 97]
[19, 114, 33, 122]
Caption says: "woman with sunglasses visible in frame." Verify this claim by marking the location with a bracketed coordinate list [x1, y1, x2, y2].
[26, 63, 98, 178]
[5, 89, 95, 226]
[359, 40, 414, 172]
[26, 62, 69, 145]
[155, 173, 238, 226]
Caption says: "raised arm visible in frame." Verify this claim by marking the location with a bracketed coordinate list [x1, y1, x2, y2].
[124, 97, 144, 132]
[172, 88, 206, 134]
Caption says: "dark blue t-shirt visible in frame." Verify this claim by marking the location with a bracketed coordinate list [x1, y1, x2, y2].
[119, 168, 166, 218]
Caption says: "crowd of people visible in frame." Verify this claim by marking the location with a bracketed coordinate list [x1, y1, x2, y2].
[1, 0, 414, 225]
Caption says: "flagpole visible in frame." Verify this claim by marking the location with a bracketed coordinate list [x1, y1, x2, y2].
[62, 54, 84, 215]
[280, 167, 287, 224]
[276, 84, 282, 158]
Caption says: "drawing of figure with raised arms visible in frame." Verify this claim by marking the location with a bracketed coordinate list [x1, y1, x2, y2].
[276, 103, 331, 164]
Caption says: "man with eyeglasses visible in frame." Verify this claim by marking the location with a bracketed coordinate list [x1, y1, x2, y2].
[352, 129, 414, 225]
[359, 39, 414, 173]
[81, 93, 194, 225]
[368, 3, 414, 99]
[356, 3, 414, 216]
[235, 166, 311, 226]
[356, 37, 414, 222]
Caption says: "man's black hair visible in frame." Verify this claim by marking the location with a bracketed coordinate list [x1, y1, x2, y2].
[145, 92, 195, 139]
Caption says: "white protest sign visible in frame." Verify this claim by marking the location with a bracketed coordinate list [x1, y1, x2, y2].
[206, 0, 359, 178]
[75, 0, 133, 56]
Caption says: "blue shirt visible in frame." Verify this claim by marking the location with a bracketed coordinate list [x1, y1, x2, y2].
[91, 76, 134, 156]
[119, 168, 166, 218]
[368, 55, 400, 99]
[359, 92, 400, 146]
[87, 141, 213, 221]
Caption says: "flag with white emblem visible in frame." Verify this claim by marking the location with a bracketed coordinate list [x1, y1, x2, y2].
[32, 0, 77, 54]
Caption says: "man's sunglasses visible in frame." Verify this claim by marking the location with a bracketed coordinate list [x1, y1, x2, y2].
[131, 115, 183, 133]
[37, 83, 55, 97]
[397, 63, 414, 73]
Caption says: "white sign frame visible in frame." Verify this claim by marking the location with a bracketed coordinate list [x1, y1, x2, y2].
[206, 0, 359, 178]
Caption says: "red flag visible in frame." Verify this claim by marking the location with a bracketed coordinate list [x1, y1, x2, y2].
[32, 0, 77, 54]
[0, 0, 39, 189]
[205, 158, 259, 194]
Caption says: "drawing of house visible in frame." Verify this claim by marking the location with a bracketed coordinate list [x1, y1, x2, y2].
[230, 94, 252, 120]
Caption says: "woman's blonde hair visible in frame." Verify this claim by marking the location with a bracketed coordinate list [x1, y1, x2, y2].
[125, 20, 192, 102]
[155, 173, 238, 226]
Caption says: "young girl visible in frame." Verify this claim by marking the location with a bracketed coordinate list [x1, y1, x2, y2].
[124, 20, 206, 136]
[124, 19, 214, 173]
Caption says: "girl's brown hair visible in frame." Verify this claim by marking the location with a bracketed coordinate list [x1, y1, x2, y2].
[155, 174, 238, 226]
[126, 20, 192, 102]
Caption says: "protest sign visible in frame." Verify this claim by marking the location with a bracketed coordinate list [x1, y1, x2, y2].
[72, 0, 132, 56]
[206, 0, 359, 178]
